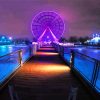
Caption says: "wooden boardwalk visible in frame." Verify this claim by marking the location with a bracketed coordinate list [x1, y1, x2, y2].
[0, 46, 93, 100]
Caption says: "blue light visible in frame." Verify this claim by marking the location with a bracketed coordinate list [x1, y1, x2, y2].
[1, 36, 5, 39]
[92, 33, 100, 38]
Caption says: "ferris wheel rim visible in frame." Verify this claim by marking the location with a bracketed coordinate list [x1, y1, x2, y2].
[31, 11, 65, 40]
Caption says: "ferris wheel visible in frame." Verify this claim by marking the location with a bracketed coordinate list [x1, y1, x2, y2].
[31, 11, 65, 42]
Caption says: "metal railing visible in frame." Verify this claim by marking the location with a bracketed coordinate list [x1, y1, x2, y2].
[0, 50, 22, 88]
[0, 45, 33, 89]
[70, 51, 100, 93]
[53, 42, 100, 93]
[52, 43, 73, 65]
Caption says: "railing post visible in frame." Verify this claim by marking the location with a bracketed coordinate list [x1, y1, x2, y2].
[60, 45, 62, 55]
[58, 44, 60, 52]
[60, 45, 62, 56]
[33, 43, 37, 55]
[30, 45, 33, 57]
[8, 83, 19, 100]
[18, 50, 23, 66]
[92, 60, 100, 87]
[68, 86, 78, 100]
[70, 50, 74, 68]
[62, 46, 64, 57]
[30, 45, 32, 56]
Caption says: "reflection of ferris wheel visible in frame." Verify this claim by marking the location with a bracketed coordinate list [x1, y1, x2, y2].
[31, 11, 65, 42]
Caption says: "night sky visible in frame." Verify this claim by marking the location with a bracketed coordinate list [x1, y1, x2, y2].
[0, 0, 100, 40]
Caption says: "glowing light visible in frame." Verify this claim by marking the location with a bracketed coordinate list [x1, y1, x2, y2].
[92, 33, 100, 38]
[39, 47, 55, 50]
[38, 27, 58, 42]
[20, 63, 70, 78]
[86, 33, 100, 44]
[40, 66, 70, 71]
[91, 37, 100, 43]
[9, 37, 12, 40]
[47, 36, 49, 39]
[37, 52, 58, 56]
[38, 28, 47, 41]
[31, 11, 65, 42]
[49, 27, 58, 41]
[59, 43, 74, 46]
[1, 36, 5, 39]
[32, 42, 38, 44]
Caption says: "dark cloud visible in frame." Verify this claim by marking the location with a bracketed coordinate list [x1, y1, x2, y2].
[0, 0, 100, 39]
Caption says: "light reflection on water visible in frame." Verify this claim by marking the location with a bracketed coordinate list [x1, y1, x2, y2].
[0, 45, 30, 84]
[75, 48, 100, 61]
[0, 45, 100, 60]
[65, 47, 100, 61]
[0, 45, 28, 56]
[0, 45, 14, 56]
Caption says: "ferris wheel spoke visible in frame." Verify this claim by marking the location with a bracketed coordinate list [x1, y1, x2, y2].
[31, 12, 64, 42]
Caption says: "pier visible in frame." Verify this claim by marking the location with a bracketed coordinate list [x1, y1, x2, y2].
[0, 44, 99, 100]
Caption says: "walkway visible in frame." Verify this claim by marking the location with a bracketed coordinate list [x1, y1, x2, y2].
[0, 46, 93, 100]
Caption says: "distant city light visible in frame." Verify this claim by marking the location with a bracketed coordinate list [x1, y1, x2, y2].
[32, 42, 38, 44]
[0, 35, 13, 45]
[1, 36, 5, 39]
[91, 37, 100, 43]
[9, 37, 12, 40]
[59, 43, 74, 46]
[92, 33, 100, 38]
[86, 33, 100, 44]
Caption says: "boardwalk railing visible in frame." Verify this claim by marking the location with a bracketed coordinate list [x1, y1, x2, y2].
[52, 42, 100, 94]
[71, 51, 100, 93]
[52, 43, 75, 65]
[0, 45, 34, 89]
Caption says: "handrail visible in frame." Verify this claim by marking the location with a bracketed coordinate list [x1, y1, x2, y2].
[53, 43, 100, 62]
[0, 49, 22, 59]
[53, 43, 100, 95]
[59, 44, 100, 62]
[59, 45, 99, 62]
[71, 49, 100, 93]
[0, 44, 36, 93]
[0, 49, 22, 90]
[72, 50, 100, 62]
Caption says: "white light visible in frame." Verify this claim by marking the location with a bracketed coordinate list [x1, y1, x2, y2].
[9, 37, 12, 40]
[47, 36, 49, 39]
[32, 42, 38, 44]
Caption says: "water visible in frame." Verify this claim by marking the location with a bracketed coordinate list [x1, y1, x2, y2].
[75, 47, 100, 61]
[0, 45, 32, 84]
[63, 46, 100, 92]
[0, 45, 28, 56]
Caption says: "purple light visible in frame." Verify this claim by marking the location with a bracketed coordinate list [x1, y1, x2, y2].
[38, 28, 47, 41]
[38, 27, 58, 42]
[48, 27, 58, 41]
[31, 11, 65, 42]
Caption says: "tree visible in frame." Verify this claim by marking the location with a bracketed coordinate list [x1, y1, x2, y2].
[78, 36, 90, 44]
[33, 37, 37, 42]
[59, 37, 67, 43]
[68, 36, 78, 43]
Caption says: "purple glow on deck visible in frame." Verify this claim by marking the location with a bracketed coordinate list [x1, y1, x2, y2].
[31, 11, 65, 42]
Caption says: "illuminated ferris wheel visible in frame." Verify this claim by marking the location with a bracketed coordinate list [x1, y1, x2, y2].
[31, 11, 65, 42]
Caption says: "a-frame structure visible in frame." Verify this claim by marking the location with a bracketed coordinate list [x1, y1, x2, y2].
[38, 27, 58, 42]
